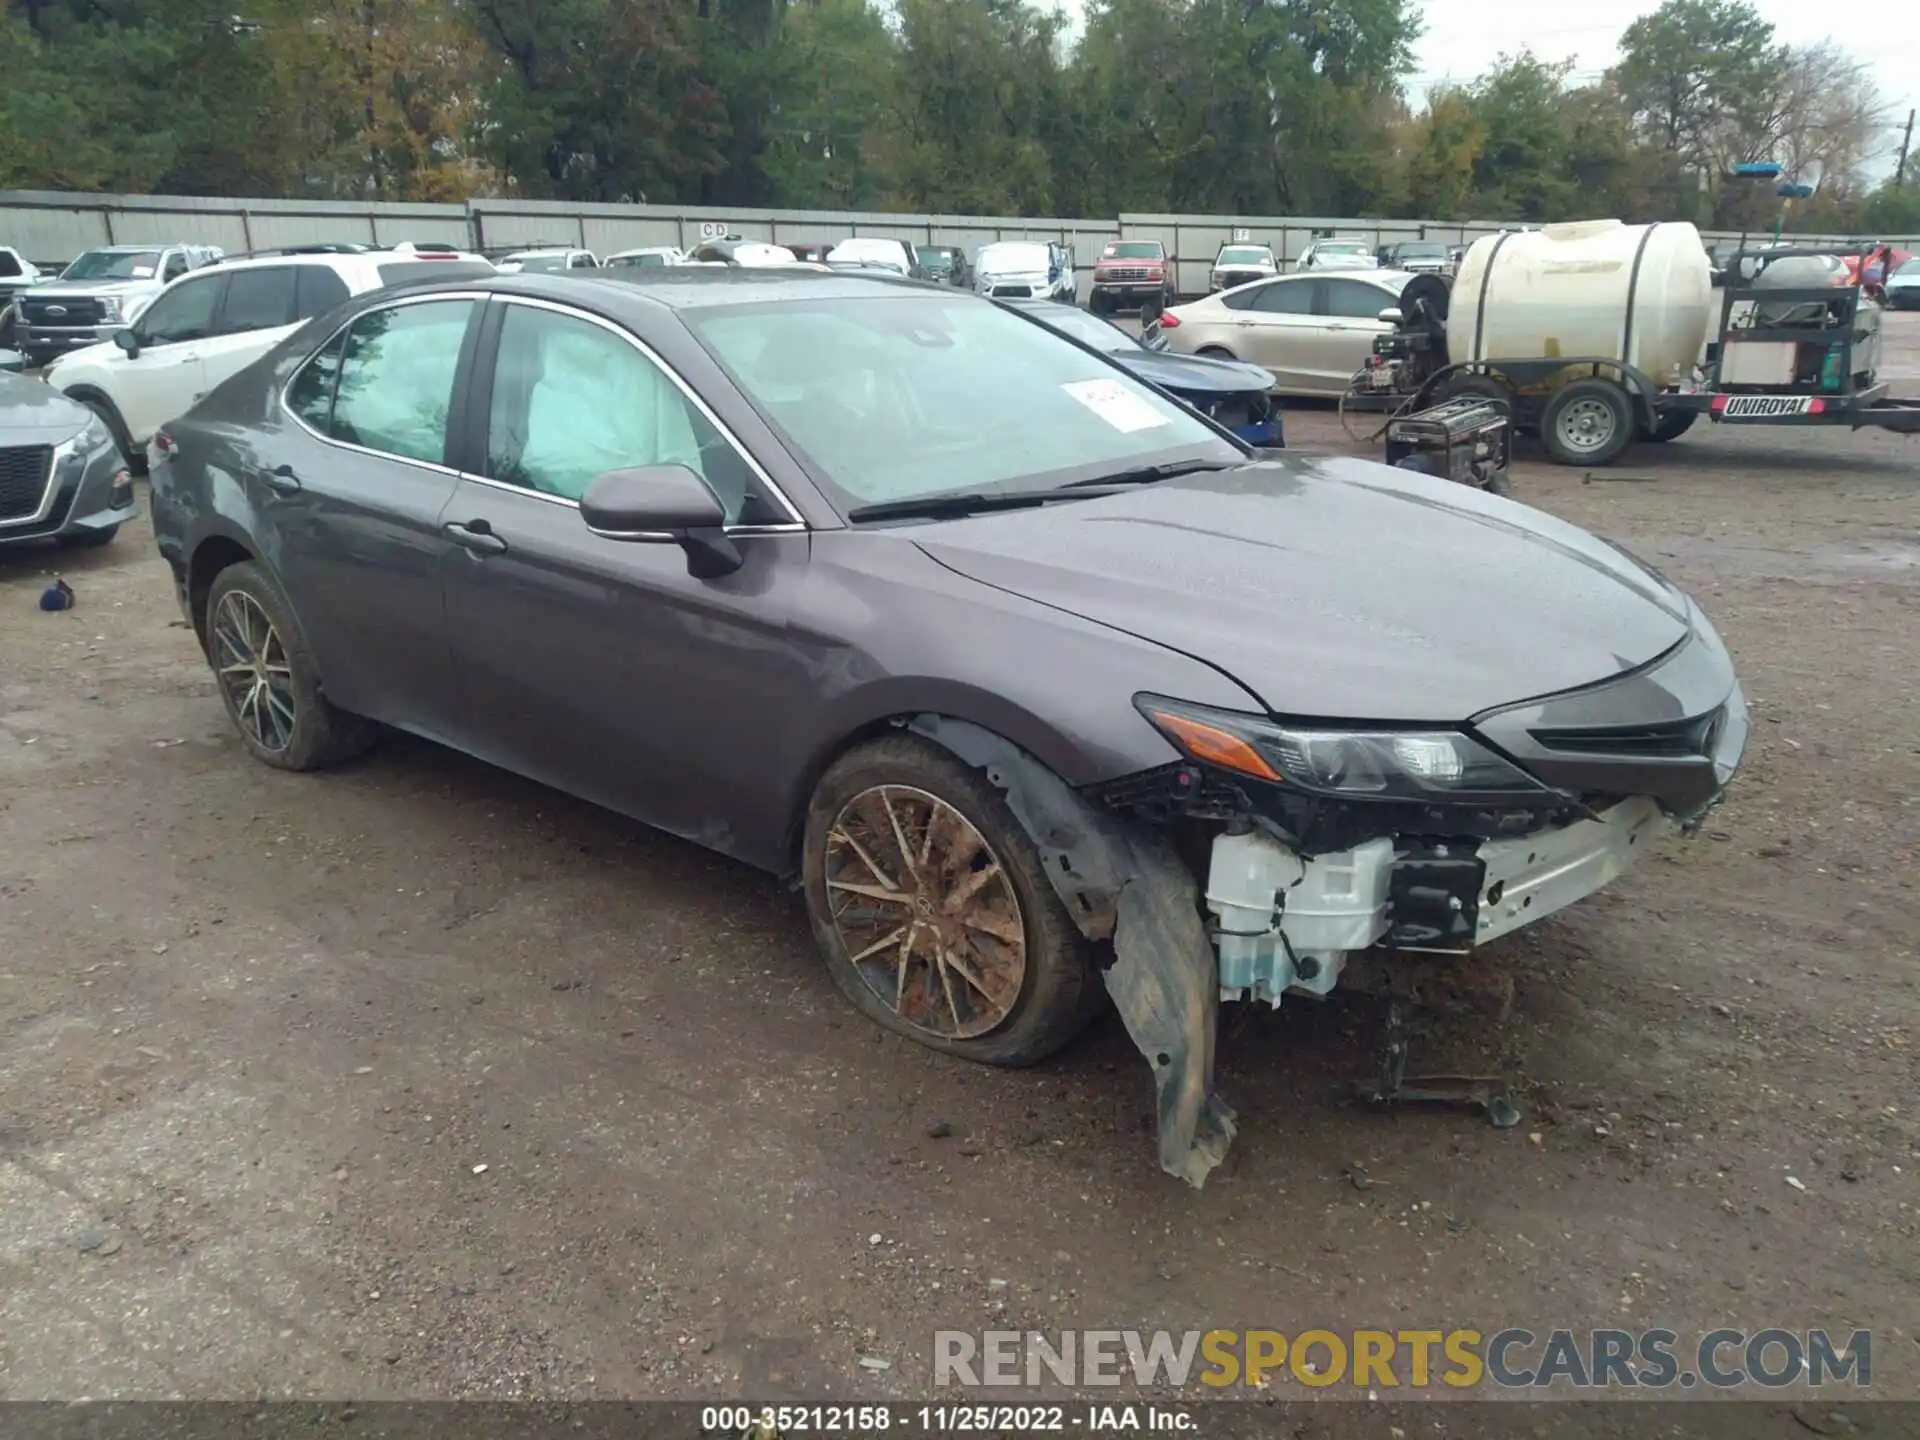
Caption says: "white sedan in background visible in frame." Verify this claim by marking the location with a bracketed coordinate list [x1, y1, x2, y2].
[1296, 238, 1381, 271]
[1158, 269, 1412, 397]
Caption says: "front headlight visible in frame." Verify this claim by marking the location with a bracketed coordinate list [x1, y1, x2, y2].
[98, 296, 124, 321]
[1135, 695, 1551, 800]
[80, 412, 117, 454]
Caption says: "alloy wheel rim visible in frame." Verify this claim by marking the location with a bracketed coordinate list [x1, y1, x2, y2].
[1558, 397, 1618, 454]
[823, 785, 1027, 1039]
[211, 591, 297, 753]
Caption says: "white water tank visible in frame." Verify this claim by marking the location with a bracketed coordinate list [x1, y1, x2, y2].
[1451, 219, 1715, 385]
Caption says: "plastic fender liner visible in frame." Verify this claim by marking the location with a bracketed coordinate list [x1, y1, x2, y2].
[906, 714, 1237, 1186]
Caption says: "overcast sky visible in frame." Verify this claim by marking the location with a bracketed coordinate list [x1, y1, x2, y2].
[1409, 0, 1918, 155]
[1056, 2, 1918, 168]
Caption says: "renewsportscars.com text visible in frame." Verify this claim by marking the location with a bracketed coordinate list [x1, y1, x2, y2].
[933, 1327, 1871, 1391]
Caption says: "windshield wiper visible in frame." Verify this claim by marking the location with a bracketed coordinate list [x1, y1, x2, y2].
[1057, 458, 1240, 490]
[846, 487, 1124, 524]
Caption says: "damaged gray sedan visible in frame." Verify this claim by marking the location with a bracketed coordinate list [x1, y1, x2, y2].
[148, 270, 1748, 1184]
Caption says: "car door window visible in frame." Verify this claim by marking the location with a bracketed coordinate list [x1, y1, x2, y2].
[1320, 278, 1395, 320]
[0, 251, 20, 279]
[484, 303, 772, 525]
[295, 265, 351, 321]
[136, 274, 226, 345]
[286, 328, 347, 431]
[217, 266, 299, 335]
[328, 299, 476, 465]
[162, 252, 189, 282]
[1243, 280, 1314, 315]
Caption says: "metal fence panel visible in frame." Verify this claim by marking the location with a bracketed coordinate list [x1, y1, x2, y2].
[3, 189, 1914, 285]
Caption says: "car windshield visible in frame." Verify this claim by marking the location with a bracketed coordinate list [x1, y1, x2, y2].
[511, 254, 571, 273]
[1317, 242, 1371, 256]
[609, 252, 669, 269]
[1218, 247, 1271, 264]
[61, 249, 163, 280]
[1397, 243, 1446, 258]
[688, 293, 1235, 514]
[1894, 257, 1920, 278]
[1016, 304, 1137, 355]
[1104, 242, 1162, 259]
[978, 243, 1049, 272]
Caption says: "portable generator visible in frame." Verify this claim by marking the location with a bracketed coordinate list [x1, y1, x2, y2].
[1384, 394, 1513, 493]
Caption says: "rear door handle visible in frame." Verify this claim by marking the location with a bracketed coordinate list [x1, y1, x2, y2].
[263, 464, 301, 495]
[444, 519, 507, 555]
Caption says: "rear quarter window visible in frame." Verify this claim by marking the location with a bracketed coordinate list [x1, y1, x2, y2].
[296, 266, 352, 320]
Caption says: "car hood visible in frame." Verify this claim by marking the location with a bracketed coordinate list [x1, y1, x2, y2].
[0, 371, 94, 441]
[27, 279, 151, 296]
[1109, 349, 1274, 398]
[910, 455, 1693, 722]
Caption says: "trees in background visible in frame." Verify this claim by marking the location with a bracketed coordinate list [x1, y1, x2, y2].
[0, 0, 1908, 230]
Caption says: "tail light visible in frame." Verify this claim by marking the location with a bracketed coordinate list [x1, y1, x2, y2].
[1158, 312, 1181, 329]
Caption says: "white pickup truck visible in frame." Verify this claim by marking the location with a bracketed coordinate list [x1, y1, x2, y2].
[13, 243, 224, 367]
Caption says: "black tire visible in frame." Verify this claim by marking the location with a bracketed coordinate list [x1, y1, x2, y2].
[56, 525, 118, 549]
[1436, 372, 1507, 406]
[75, 393, 144, 474]
[1645, 409, 1698, 443]
[1088, 291, 1109, 316]
[801, 734, 1099, 1068]
[1541, 378, 1634, 467]
[203, 560, 377, 772]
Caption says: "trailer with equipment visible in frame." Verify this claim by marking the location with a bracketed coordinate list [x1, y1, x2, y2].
[1354, 219, 1920, 467]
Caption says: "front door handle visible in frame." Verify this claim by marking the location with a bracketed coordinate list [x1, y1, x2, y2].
[263, 464, 301, 495]
[444, 519, 507, 555]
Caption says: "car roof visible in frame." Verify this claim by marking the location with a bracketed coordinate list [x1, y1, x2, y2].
[408, 268, 936, 314]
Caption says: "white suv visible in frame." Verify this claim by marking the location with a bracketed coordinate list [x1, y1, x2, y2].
[494, 247, 600, 273]
[45, 247, 493, 466]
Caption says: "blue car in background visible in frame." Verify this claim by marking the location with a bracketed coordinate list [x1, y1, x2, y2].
[999, 298, 1283, 448]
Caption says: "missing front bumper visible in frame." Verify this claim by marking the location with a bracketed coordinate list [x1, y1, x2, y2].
[1205, 798, 1673, 1005]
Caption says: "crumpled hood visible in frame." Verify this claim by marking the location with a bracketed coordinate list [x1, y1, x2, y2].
[912, 455, 1693, 722]
[1110, 349, 1274, 399]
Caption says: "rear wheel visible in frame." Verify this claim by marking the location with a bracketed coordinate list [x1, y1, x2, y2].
[801, 735, 1098, 1068]
[1541, 378, 1634, 467]
[204, 561, 377, 772]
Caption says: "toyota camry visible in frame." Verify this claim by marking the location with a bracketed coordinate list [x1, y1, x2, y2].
[148, 269, 1748, 1184]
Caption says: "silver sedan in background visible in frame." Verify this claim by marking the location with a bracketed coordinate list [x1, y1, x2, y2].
[1157, 269, 1413, 397]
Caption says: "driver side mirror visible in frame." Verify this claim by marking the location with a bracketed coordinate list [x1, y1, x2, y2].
[113, 328, 141, 359]
[579, 464, 741, 578]
[1377, 307, 1404, 326]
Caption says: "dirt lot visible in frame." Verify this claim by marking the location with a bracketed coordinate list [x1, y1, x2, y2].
[0, 316, 1915, 1423]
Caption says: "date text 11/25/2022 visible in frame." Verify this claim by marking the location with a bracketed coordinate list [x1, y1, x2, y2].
[702, 1404, 1193, 1434]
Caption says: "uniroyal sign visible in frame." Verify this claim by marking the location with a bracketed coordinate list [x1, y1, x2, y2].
[1713, 394, 1825, 418]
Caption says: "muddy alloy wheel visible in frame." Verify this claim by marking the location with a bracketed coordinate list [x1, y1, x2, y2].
[824, 784, 1026, 1040]
[802, 736, 1098, 1066]
[201, 560, 377, 772]
[211, 589, 299, 755]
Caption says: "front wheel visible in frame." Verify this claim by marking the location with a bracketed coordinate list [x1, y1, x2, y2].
[1541, 378, 1634, 466]
[801, 735, 1099, 1068]
[204, 561, 377, 771]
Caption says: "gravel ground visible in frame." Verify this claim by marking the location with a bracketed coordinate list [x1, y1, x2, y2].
[0, 316, 1915, 1428]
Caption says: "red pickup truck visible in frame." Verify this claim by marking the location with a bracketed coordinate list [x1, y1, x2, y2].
[1089, 240, 1175, 316]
